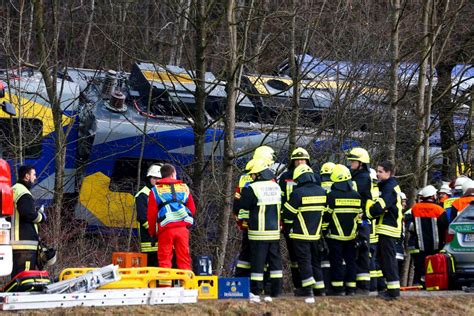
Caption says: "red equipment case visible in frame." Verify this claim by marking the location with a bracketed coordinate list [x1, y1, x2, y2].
[2, 270, 51, 292]
[425, 252, 456, 290]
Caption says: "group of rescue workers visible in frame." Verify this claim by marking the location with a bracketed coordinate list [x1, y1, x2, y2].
[10, 144, 474, 302]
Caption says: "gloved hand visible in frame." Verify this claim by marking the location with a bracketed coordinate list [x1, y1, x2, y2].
[38, 205, 46, 222]
[150, 236, 158, 247]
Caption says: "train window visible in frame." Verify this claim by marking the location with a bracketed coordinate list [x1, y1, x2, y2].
[109, 158, 168, 193]
[0, 118, 42, 158]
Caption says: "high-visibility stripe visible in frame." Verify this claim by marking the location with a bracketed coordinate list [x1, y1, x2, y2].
[236, 260, 251, 269]
[289, 233, 321, 240]
[370, 270, 379, 278]
[290, 262, 299, 268]
[321, 261, 330, 268]
[331, 281, 343, 287]
[387, 281, 400, 289]
[313, 281, 325, 289]
[356, 273, 370, 281]
[270, 270, 283, 278]
[345, 282, 356, 288]
[284, 202, 298, 214]
[251, 273, 264, 281]
[302, 277, 316, 287]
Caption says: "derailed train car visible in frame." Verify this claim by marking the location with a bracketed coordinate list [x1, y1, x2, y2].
[0, 61, 386, 229]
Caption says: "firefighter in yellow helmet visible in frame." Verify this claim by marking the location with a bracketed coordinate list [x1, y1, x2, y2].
[236, 159, 282, 302]
[365, 161, 403, 300]
[233, 146, 275, 278]
[346, 147, 374, 294]
[279, 147, 315, 290]
[135, 164, 162, 267]
[283, 164, 327, 302]
[324, 164, 362, 296]
[320, 162, 336, 192]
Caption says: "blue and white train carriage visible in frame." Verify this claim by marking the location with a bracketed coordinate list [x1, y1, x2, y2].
[0, 61, 386, 230]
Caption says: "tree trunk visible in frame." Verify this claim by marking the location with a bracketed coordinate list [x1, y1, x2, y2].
[436, 62, 457, 178]
[387, 0, 401, 163]
[32, 0, 66, 250]
[216, 0, 238, 275]
[414, 0, 430, 189]
[79, 0, 95, 68]
[288, 2, 300, 157]
[467, 87, 474, 177]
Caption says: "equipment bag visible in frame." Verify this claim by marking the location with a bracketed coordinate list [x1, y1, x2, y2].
[425, 252, 456, 290]
[2, 270, 51, 292]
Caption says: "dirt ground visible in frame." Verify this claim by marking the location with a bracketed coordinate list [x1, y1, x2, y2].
[4, 293, 474, 315]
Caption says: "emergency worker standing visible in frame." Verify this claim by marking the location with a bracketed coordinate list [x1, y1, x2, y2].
[346, 147, 374, 293]
[147, 164, 196, 270]
[325, 164, 362, 296]
[279, 147, 314, 289]
[233, 146, 275, 277]
[135, 164, 162, 267]
[320, 162, 335, 192]
[406, 185, 445, 285]
[237, 159, 282, 302]
[365, 161, 403, 300]
[11, 165, 46, 278]
[283, 164, 327, 301]
[451, 179, 474, 219]
[444, 176, 468, 222]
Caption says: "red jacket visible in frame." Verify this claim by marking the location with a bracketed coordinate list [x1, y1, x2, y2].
[147, 178, 196, 237]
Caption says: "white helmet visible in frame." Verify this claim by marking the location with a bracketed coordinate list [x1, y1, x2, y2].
[420, 185, 437, 198]
[455, 176, 470, 190]
[462, 179, 474, 195]
[147, 164, 162, 178]
[439, 182, 451, 195]
[399, 192, 407, 200]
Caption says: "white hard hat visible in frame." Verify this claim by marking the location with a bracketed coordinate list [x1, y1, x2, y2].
[147, 164, 162, 178]
[439, 182, 451, 195]
[462, 179, 474, 195]
[420, 185, 437, 198]
[399, 192, 407, 200]
[455, 176, 470, 190]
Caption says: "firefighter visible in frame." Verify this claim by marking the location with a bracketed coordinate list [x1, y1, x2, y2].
[237, 159, 282, 302]
[320, 162, 335, 192]
[283, 164, 327, 301]
[147, 164, 196, 270]
[135, 164, 162, 267]
[365, 161, 403, 300]
[451, 179, 474, 219]
[346, 147, 374, 294]
[233, 146, 275, 277]
[444, 176, 469, 223]
[396, 192, 407, 277]
[279, 147, 313, 290]
[325, 164, 362, 296]
[406, 185, 446, 285]
[11, 165, 46, 278]
[438, 183, 451, 204]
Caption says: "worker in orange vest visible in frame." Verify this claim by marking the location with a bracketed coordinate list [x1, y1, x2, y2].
[406, 185, 446, 285]
[451, 179, 474, 219]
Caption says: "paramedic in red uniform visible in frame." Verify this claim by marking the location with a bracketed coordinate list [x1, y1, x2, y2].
[147, 164, 196, 270]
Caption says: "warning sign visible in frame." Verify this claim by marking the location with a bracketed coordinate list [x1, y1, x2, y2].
[426, 260, 433, 274]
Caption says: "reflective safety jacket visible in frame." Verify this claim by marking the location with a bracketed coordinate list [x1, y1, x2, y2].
[238, 175, 282, 241]
[278, 169, 297, 225]
[366, 177, 403, 238]
[283, 173, 327, 240]
[147, 178, 196, 237]
[406, 201, 445, 253]
[451, 196, 474, 220]
[135, 185, 157, 253]
[320, 174, 333, 192]
[233, 173, 253, 230]
[12, 182, 44, 251]
[325, 184, 362, 241]
[443, 195, 459, 223]
[352, 168, 378, 243]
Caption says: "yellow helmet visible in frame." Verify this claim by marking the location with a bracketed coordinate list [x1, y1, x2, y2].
[248, 159, 269, 174]
[330, 164, 352, 183]
[291, 147, 310, 160]
[320, 162, 336, 175]
[346, 147, 370, 164]
[253, 146, 275, 164]
[293, 164, 313, 180]
[245, 159, 255, 172]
